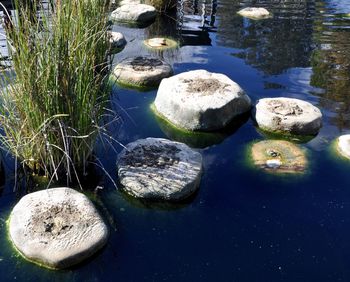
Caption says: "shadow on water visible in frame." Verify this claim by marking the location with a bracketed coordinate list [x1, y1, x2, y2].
[153, 107, 250, 148]
[116, 186, 200, 210]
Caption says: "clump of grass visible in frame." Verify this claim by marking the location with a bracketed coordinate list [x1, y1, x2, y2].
[0, 0, 115, 186]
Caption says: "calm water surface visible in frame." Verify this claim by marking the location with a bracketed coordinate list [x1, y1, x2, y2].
[1, 0, 350, 281]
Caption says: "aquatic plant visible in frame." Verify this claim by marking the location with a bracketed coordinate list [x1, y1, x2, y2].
[0, 0, 115, 186]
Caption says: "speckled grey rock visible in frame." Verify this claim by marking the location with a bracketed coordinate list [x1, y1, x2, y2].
[8, 188, 108, 269]
[108, 31, 127, 50]
[111, 4, 156, 23]
[117, 138, 203, 201]
[154, 70, 251, 131]
[337, 134, 350, 159]
[237, 7, 270, 19]
[113, 56, 173, 88]
[254, 97, 322, 136]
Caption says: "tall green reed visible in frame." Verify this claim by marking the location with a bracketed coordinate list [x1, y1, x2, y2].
[0, 0, 115, 186]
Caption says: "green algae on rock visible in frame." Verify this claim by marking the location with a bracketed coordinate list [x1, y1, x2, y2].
[250, 140, 307, 174]
[143, 37, 178, 51]
[152, 103, 249, 148]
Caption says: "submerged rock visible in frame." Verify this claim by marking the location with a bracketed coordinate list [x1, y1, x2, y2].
[154, 69, 251, 131]
[110, 4, 157, 23]
[337, 134, 350, 160]
[143, 37, 178, 51]
[113, 56, 173, 89]
[254, 97, 322, 136]
[8, 187, 108, 269]
[117, 138, 203, 201]
[251, 140, 307, 173]
[237, 7, 271, 19]
[108, 31, 127, 51]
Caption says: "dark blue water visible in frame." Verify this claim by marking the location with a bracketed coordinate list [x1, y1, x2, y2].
[1, 0, 350, 281]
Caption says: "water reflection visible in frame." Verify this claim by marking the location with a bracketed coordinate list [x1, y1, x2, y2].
[310, 3, 350, 131]
[216, 0, 315, 75]
[177, 0, 217, 46]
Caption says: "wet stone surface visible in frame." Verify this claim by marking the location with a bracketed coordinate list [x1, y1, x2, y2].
[123, 144, 181, 168]
[117, 138, 203, 201]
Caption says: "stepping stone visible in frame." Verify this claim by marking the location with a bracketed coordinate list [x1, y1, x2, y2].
[108, 31, 127, 50]
[8, 187, 108, 269]
[154, 69, 251, 131]
[237, 7, 271, 19]
[113, 56, 173, 89]
[337, 134, 350, 160]
[143, 37, 178, 51]
[251, 140, 307, 173]
[254, 97, 322, 136]
[119, 0, 141, 5]
[117, 138, 203, 201]
[111, 4, 156, 24]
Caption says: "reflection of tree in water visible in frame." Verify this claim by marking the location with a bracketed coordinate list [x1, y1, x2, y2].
[146, 11, 180, 39]
[310, 4, 350, 131]
[146, 0, 218, 47]
[216, 0, 315, 75]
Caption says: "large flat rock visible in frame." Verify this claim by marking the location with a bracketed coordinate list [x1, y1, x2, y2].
[154, 70, 251, 131]
[254, 97, 322, 136]
[111, 4, 156, 23]
[117, 138, 203, 201]
[8, 188, 108, 269]
[113, 56, 173, 89]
